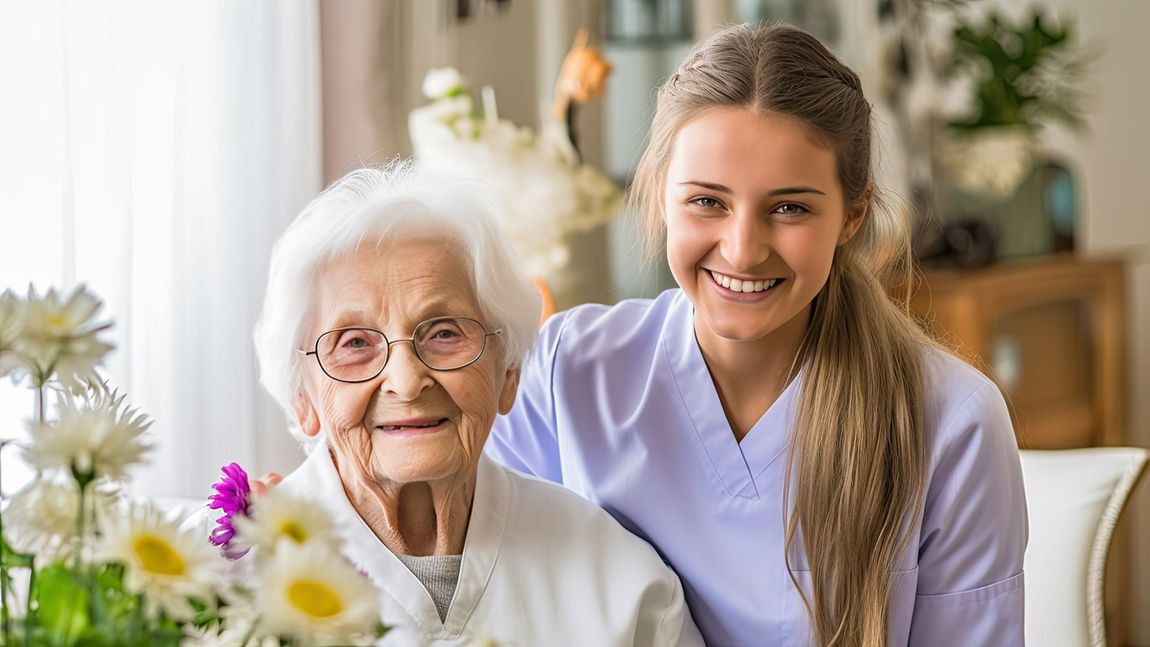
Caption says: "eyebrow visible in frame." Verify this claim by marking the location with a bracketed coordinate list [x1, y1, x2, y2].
[678, 181, 826, 197]
[327, 309, 374, 330]
[325, 300, 471, 330]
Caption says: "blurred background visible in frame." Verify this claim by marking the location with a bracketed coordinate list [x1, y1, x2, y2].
[0, 0, 1146, 643]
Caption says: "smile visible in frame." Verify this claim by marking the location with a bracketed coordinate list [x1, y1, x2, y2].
[708, 270, 784, 294]
[376, 417, 450, 436]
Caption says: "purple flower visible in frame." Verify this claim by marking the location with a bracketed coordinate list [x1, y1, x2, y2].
[208, 462, 252, 560]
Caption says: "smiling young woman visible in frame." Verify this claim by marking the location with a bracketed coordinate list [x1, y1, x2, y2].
[488, 22, 1027, 647]
[663, 108, 862, 438]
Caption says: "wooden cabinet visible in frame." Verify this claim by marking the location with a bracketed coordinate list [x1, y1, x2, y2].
[910, 254, 1127, 449]
[910, 254, 1131, 645]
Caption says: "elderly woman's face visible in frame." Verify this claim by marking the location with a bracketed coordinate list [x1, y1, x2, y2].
[297, 239, 519, 486]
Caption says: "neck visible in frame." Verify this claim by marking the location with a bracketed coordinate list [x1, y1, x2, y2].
[331, 448, 474, 556]
[694, 305, 809, 441]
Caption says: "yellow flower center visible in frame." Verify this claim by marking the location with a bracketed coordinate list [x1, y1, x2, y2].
[287, 579, 344, 619]
[278, 520, 309, 544]
[47, 313, 69, 330]
[132, 534, 186, 576]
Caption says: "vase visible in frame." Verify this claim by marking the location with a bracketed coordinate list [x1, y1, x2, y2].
[931, 127, 1062, 260]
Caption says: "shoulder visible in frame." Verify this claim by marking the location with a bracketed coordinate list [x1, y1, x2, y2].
[491, 462, 702, 645]
[277, 443, 338, 499]
[500, 463, 676, 574]
[542, 288, 686, 365]
[919, 347, 1013, 454]
[503, 463, 643, 536]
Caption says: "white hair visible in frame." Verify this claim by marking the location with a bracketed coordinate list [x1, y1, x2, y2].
[254, 161, 542, 441]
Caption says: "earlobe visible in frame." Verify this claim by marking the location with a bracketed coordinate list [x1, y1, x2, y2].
[294, 394, 321, 437]
[497, 368, 521, 415]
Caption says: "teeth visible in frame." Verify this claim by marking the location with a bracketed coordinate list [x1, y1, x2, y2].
[709, 271, 780, 294]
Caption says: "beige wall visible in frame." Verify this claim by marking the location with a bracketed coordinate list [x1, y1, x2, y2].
[320, 0, 398, 184]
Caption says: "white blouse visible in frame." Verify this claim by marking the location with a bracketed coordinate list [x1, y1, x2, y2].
[277, 442, 704, 647]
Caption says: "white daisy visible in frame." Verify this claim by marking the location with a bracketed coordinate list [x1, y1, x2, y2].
[24, 387, 152, 483]
[232, 489, 341, 555]
[182, 624, 280, 647]
[0, 289, 25, 378]
[3, 478, 79, 563]
[179, 581, 266, 646]
[255, 541, 382, 645]
[96, 502, 222, 622]
[422, 67, 465, 100]
[14, 285, 113, 388]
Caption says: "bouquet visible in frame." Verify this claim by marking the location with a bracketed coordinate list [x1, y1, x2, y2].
[0, 285, 386, 646]
[408, 38, 620, 286]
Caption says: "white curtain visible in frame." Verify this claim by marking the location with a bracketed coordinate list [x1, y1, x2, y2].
[0, 0, 320, 498]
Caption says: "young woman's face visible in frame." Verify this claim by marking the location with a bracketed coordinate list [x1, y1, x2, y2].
[663, 107, 862, 350]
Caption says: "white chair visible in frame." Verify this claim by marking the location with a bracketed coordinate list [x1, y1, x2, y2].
[1020, 447, 1149, 647]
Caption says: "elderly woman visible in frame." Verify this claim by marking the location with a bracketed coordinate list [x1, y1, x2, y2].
[250, 164, 701, 645]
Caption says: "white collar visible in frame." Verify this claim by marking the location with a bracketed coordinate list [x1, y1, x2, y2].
[288, 443, 511, 638]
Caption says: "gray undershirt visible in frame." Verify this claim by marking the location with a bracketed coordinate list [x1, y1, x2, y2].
[395, 553, 462, 622]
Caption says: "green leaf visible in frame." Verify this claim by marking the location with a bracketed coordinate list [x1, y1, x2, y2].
[0, 534, 35, 569]
[86, 564, 136, 633]
[34, 563, 90, 645]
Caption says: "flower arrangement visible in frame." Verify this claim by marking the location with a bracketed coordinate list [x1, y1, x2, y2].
[408, 38, 620, 288]
[0, 285, 386, 646]
[879, 2, 1093, 204]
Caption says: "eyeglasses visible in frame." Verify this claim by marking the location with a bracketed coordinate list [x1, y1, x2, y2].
[298, 316, 502, 383]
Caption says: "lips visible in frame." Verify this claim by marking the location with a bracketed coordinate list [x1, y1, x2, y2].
[705, 269, 786, 298]
[376, 417, 450, 434]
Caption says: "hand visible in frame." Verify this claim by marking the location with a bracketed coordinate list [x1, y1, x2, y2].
[249, 472, 283, 498]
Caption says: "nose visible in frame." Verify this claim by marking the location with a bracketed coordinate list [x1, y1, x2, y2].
[720, 208, 771, 273]
[378, 341, 434, 401]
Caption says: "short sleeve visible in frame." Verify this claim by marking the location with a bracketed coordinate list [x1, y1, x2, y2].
[484, 310, 568, 484]
[908, 383, 1028, 646]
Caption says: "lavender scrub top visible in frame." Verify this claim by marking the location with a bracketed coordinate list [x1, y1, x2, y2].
[486, 289, 1027, 646]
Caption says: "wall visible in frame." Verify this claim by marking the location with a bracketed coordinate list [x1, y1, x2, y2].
[320, 0, 397, 183]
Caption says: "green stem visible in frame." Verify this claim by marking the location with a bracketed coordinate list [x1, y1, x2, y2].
[132, 592, 144, 641]
[0, 439, 13, 642]
[73, 484, 86, 573]
[34, 385, 45, 427]
[22, 563, 34, 647]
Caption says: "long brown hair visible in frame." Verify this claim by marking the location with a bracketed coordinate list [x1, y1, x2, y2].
[629, 23, 936, 646]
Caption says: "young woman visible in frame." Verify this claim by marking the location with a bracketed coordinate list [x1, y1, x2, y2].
[487, 23, 1026, 646]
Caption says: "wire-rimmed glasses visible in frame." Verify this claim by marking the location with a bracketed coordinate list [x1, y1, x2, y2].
[298, 316, 502, 383]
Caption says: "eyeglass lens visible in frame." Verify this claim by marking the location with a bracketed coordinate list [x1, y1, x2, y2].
[315, 317, 489, 380]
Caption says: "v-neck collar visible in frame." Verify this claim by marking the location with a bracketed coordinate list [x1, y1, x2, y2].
[295, 444, 509, 639]
[661, 291, 802, 500]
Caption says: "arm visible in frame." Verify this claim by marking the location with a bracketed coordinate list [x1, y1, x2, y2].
[908, 383, 1028, 646]
[485, 310, 569, 484]
[655, 577, 706, 647]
